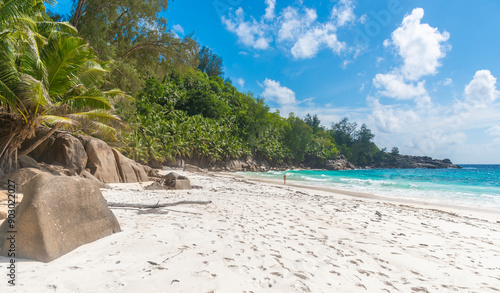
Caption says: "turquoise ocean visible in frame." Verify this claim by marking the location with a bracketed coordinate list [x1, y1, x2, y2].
[242, 165, 500, 212]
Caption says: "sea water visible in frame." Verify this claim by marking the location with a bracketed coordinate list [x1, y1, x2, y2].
[242, 165, 500, 211]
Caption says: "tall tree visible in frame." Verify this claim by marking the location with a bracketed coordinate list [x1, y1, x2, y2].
[0, 1, 128, 173]
[66, 0, 199, 94]
[284, 113, 313, 162]
[198, 46, 224, 77]
[304, 114, 322, 133]
[329, 117, 357, 147]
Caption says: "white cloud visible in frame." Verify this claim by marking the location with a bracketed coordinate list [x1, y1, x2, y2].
[290, 23, 345, 59]
[388, 8, 450, 81]
[464, 70, 499, 108]
[172, 24, 184, 35]
[260, 78, 367, 125]
[371, 8, 450, 106]
[261, 78, 296, 105]
[222, 1, 358, 59]
[439, 77, 452, 86]
[369, 70, 500, 160]
[368, 10, 499, 161]
[264, 0, 276, 20]
[368, 7, 456, 156]
[373, 73, 429, 102]
[486, 125, 500, 136]
[277, 7, 317, 42]
[369, 98, 467, 158]
[331, 0, 356, 27]
[369, 99, 420, 133]
[235, 78, 245, 88]
[222, 8, 272, 50]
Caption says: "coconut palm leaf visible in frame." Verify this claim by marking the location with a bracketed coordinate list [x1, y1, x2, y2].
[0, 2, 128, 173]
[36, 114, 74, 125]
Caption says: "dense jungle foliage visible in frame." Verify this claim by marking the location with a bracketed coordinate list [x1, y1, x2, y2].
[0, 0, 396, 172]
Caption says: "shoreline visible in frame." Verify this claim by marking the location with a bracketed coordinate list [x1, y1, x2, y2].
[222, 171, 500, 219]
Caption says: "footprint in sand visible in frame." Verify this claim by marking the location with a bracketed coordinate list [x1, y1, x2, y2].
[258, 277, 276, 288]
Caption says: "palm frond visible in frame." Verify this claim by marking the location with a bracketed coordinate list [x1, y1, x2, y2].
[0, 0, 30, 24]
[103, 88, 134, 101]
[36, 114, 75, 126]
[68, 109, 122, 124]
[58, 94, 112, 110]
[77, 60, 107, 86]
[36, 21, 77, 35]
[44, 35, 91, 96]
[19, 73, 51, 112]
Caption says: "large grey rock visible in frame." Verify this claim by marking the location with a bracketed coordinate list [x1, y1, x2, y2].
[147, 159, 163, 169]
[18, 155, 40, 169]
[0, 173, 121, 262]
[143, 165, 160, 177]
[80, 170, 111, 189]
[163, 172, 191, 190]
[85, 138, 121, 183]
[28, 132, 87, 174]
[47, 133, 86, 173]
[112, 149, 148, 183]
[226, 160, 246, 171]
[21, 127, 55, 161]
[325, 155, 355, 170]
[184, 164, 207, 173]
[0, 168, 46, 193]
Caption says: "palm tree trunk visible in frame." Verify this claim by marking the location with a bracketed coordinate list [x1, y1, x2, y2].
[18, 123, 62, 159]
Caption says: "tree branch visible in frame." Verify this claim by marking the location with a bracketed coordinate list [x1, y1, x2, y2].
[18, 123, 62, 159]
[120, 42, 167, 58]
[84, 3, 118, 25]
[112, 7, 129, 27]
[73, 0, 87, 28]
[107, 200, 213, 209]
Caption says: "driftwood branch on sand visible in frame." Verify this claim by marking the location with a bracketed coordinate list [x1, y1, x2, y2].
[107, 200, 213, 209]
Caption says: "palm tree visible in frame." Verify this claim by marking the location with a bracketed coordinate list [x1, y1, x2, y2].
[0, 0, 130, 173]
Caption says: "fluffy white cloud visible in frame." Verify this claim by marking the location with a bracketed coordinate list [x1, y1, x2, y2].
[373, 73, 430, 103]
[277, 7, 317, 42]
[369, 70, 500, 160]
[172, 24, 184, 35]
[331, 0, 356, 27]
[372, 8, 449, 105]
[264, 0, 276, 20]
[222, 0, 357, 59]
[234, 78, 245, 89]
[388, 8, 450, 81]
[222, 8, 272, 50]
[261, 79, 296, 105]
[369, 97, 468, 157]
[486, 125, 500, 136]
[369, 99, 421, 133]
[439, 78, 453, 86]
[464, 70, 499, 108]
[290, 24, 345, 59]
[260, 78, 366, 125]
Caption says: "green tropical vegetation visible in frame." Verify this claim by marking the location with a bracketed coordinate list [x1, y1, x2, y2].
[0, 0, 398, 174]
[0, 0, 128, 173]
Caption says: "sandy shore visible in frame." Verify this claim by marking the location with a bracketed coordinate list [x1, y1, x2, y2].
[1, 170, 500, 292]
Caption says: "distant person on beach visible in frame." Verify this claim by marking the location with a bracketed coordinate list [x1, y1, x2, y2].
[283, 174, 286, 184]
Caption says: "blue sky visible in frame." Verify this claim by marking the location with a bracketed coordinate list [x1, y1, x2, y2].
[47, 0, 500, 164]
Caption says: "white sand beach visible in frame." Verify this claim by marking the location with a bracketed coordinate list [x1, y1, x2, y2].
[1, 170, 500, 292]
